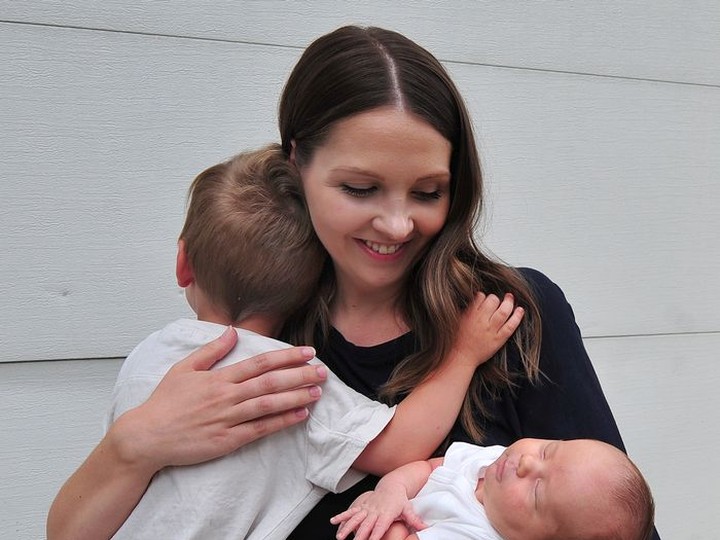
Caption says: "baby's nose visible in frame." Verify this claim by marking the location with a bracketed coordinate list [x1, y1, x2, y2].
[516, 454, 541, 478]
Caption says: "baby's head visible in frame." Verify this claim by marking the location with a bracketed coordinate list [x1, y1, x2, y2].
[177, 144, 324, 325]
[480, 438, 654, 540]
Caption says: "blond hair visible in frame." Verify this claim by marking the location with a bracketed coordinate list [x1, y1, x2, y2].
[179, 144, 324, 323]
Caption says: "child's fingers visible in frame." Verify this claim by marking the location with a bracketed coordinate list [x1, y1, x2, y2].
[488, 293, 516, 326]
[503, 306, 525, 334]
[351, 513, 378, 540]
[368, 515, 395, 540]
[330, 507, 361, 525]
[495, 305, 525, 341]
[476, 292, 500, 315]
[467, 291, 487, 310]
[332, 508, 364, 539]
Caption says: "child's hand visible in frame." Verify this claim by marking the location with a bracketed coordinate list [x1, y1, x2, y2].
[451, 292, 525, 368]
[330, 487, 425, 540]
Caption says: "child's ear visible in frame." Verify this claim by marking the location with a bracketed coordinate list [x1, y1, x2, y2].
[176, 239, 194, 287]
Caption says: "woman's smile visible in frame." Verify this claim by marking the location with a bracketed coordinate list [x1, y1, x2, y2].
[360, 239, 406, 257]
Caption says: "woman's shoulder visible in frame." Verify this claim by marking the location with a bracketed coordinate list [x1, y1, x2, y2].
[517, 267, 566, 302]
[516, 267, 579, 320]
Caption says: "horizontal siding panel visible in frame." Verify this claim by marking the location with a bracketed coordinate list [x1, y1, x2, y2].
[0, 358, 123, 540]
[1, 24, 299, 361]
[1, 1, 719, 86]
[2, 24, 718, 361]
[450, 61, 720, 338]
[586, 333, 720, 538]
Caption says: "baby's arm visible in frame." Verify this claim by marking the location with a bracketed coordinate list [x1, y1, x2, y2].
[354, 293, 523, 474]
[331, 458, 443, 540]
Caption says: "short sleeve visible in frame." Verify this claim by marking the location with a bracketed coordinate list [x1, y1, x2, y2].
[304, 364, 396, 492]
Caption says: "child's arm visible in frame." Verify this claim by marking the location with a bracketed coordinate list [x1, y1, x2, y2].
[331, 457, 443, 540]
[353, 293, 523, 474]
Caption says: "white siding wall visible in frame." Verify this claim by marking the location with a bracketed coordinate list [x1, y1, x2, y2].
[1, 2, 717, 538]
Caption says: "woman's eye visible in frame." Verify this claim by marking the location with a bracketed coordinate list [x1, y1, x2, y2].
[413, 190, 443, 201]
[341, 185, 376, 198]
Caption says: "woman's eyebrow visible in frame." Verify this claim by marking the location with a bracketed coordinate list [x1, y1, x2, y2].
[330, 166, 382, 179]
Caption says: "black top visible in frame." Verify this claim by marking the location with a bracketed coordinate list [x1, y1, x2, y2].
[288, 268, 660, 539]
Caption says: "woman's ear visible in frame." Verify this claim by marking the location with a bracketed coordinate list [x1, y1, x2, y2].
[176, 239, 194, 287]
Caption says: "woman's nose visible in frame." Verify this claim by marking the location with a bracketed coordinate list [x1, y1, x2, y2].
[516, 454, 541, 478]
[373, 209, 414, 240]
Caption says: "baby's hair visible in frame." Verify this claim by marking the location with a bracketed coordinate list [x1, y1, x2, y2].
[553, 441, 655, 540]
[179, 143, 324, 323]
[608, 455, 655, 540]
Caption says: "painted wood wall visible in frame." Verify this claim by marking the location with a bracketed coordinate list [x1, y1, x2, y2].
[1, 2, 718, 538]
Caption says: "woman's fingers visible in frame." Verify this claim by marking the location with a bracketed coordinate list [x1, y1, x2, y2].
[225, 405, 313, 448]
[179, 326, 239, 372]
[219, 345, 319, 384]
[229, 385, 323, 427]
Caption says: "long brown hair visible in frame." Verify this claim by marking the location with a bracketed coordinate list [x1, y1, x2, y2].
[279, 26, 541, 442]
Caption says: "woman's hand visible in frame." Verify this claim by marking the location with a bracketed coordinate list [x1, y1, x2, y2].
[451, 292, 525, 368]
[47, 327, 327, 540]
[115, 326, 328, 470]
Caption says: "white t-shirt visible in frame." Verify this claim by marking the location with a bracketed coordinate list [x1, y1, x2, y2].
[413, 442, 505, 540]
[107, 319, 396, 540]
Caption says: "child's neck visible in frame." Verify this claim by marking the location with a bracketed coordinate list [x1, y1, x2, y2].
[195, 308, 281, 338]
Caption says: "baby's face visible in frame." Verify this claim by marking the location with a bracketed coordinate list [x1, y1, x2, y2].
[480, 438, 623, 540]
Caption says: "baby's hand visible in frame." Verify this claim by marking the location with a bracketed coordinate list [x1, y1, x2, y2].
[330, 487, 425, 540]
[451, 292, 525, 368]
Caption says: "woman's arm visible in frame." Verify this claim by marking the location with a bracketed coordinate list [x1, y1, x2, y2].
[47, 328, 327, 540]
[354, 293, 523, 474]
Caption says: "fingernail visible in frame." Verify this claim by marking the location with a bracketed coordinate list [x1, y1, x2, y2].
[295, 407, 309, 418]
[315, 365, 327, 378]
[309, 385, 322, 398]
[302, 346, 316, 357]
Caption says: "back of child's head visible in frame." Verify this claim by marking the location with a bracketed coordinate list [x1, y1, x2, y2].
[179, 143, 324, 323]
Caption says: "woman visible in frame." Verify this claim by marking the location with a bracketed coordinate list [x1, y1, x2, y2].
[48, 26, 658, 539]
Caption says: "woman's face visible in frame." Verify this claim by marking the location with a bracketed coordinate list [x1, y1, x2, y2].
[297, 107, 452, 299]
